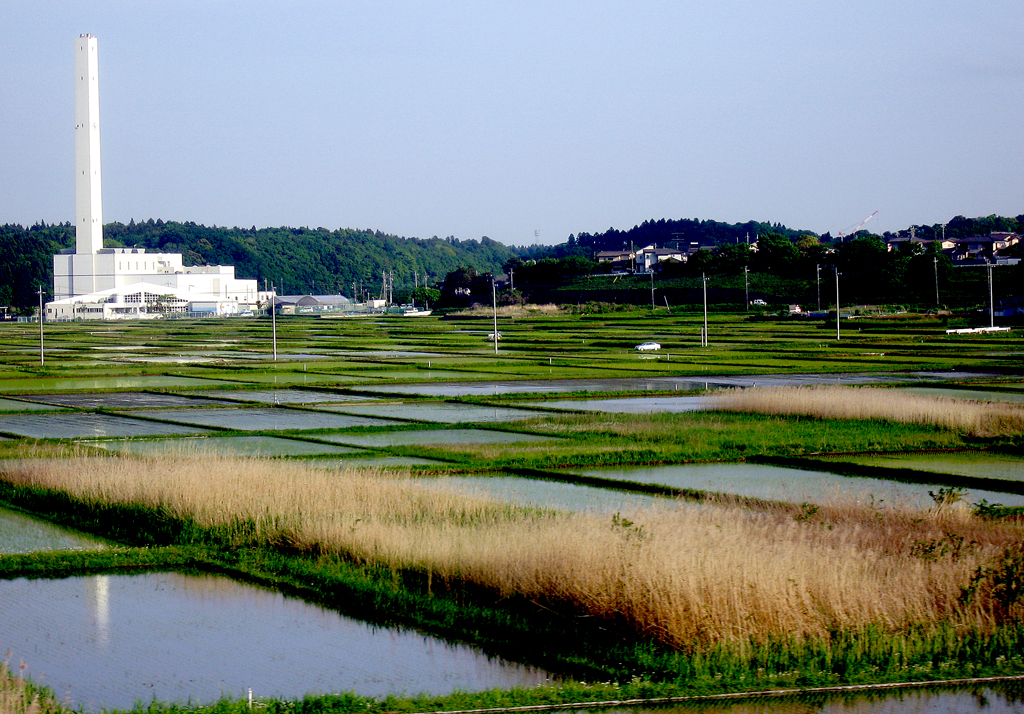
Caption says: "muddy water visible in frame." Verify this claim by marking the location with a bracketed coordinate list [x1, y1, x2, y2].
[0, 572, 555, 711]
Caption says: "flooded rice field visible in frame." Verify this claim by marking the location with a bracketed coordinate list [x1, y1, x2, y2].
[0, 397, 65, 411]
[414, 474, 670, 512]
[0, 507, 107, 554]
[186, 388, 378, 404]
[569, 463, 1024, 509]
[317, 428, 556, 447]
[83, 435, 365, 457]
[311, 455, 448, 468]
[358, 371, 994, 397]
[22, 392, 233, 409]
[812, 451, 1024, 482]
[532, 395, 713, 413]
[0, 572, 555, 711]
[0, 412, 209, 438]
[320, 402, 551, 423]
[0, 376, 239, 392]
[122, 407, 399, 431]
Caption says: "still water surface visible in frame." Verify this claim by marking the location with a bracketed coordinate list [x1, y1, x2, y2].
[0, 507, 107, 554]
[319, 428, 555, 447]
[414, 474, 669, 512]
[84, 435, 364, 457]
[0, 572, 554, 711]
[321, 402, 550, 423]
[358, 371, 991, 397]
[813, 452, 1024, 483]
[572, 463, 1024, 508]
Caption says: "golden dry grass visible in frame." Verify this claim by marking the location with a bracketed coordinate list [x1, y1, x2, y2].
[712, 385, 1024, 436]
[0, 661, 66, 714]
[2, 452, 1022, 650]
[456, 303, 562, 317]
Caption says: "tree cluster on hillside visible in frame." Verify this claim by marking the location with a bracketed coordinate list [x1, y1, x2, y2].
[574, 218, 805, 256]
[0, 221, 517, 311]
[449, 215, 1023, 309]
[0, 222, 75, 310]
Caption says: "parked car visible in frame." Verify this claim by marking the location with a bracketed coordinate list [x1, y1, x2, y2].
[751, 299, 767, 306]
[634, 341, 661, 351]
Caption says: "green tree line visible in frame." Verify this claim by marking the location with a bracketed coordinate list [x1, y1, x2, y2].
[0, 221, 517, 312]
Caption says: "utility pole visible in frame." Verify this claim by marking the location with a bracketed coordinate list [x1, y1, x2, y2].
[702, 273, 709, 347]
[743, 266, 749, 311]
[37, 286, 45, 366]
[509, 268, 514, 292]
[835, 269, 841, 341]
[650, 269, 655, 310]
[987, 262, 995, 328]
[492, 279, 499, 356]
[816, 264, 821, 312]
[270, 282, 277, 361]
[934, 257, 940, 307]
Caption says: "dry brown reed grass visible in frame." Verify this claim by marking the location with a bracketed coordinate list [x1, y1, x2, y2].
[712, 385, 1024, 436]
[456, 303, 562, 317]
[2, 452, 1022, 650]
[0, 661, 66, 714]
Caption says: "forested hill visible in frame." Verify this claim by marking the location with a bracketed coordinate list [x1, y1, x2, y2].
[0, 221, 517, 310]
[577, 218, 805, 252]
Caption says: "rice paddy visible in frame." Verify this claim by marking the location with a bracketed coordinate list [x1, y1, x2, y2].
[0, 311, 1022, 711]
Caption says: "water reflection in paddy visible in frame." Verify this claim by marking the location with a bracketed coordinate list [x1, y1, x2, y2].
[571, 463, 1024, 509]
[813, 452, 1024, 483]
[0, 507, 107, 554]
[187, 389, 378, 405]
[124, 408, 398, 431]
[0, 413, 208, 438]
[311, 455, 447, 468]
[84, 435, 364, 457]
[0, 397, 65, 412]
[359, 371, 990, 397]
[24, 392, 232, 409]
[0, 573, 554, 711]
[318, 428, 555, 447]
[0, 376, 239, 392]
[415, 475, 669, 512]
[320, 402, 550, 423]
[532, 396, 713, 413]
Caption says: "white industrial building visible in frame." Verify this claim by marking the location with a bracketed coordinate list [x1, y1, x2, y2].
[47, 35, 263, 321]
[45, 282, 246, 321]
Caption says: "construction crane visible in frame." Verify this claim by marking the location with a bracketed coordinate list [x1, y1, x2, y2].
[837, 211, 879, 241]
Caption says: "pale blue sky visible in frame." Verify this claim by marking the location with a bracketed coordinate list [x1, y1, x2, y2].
[1, 1, 1021, 245]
